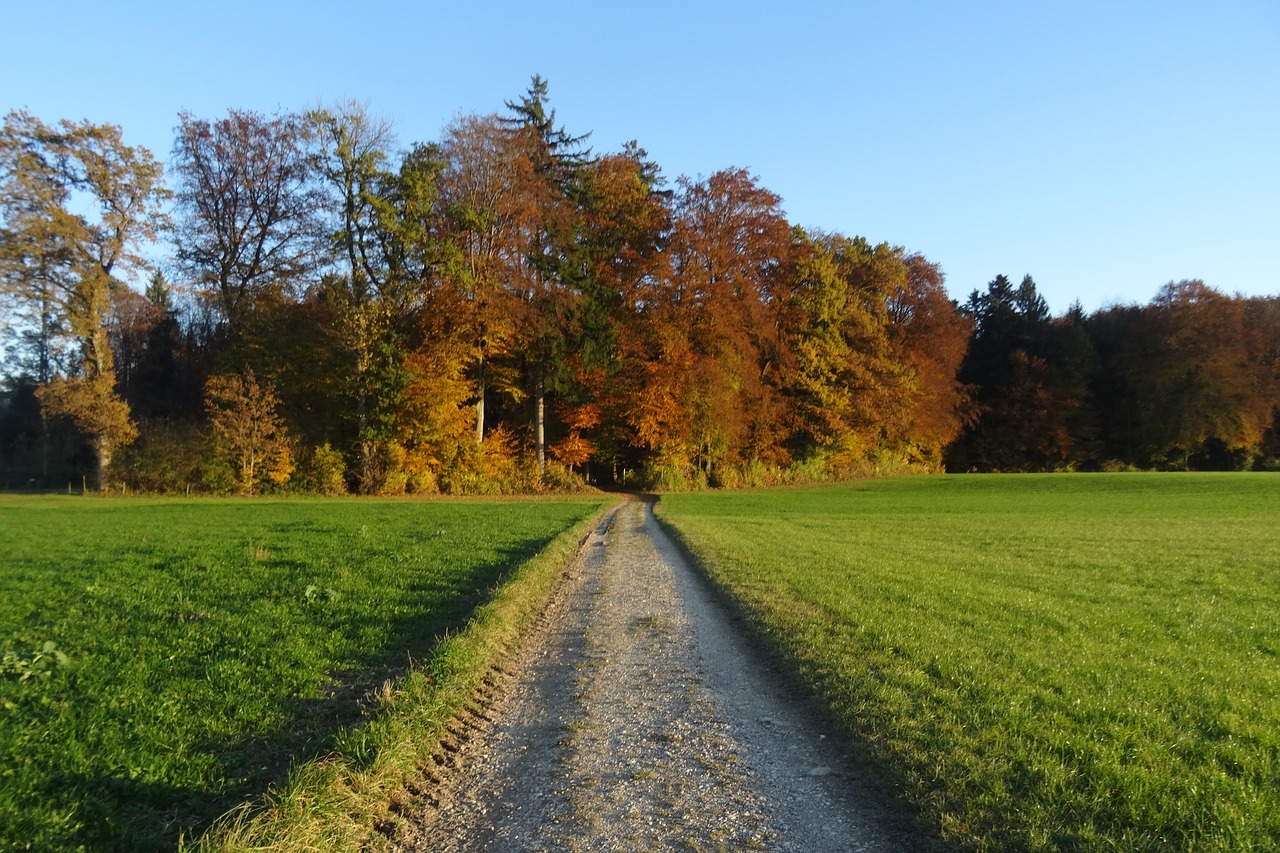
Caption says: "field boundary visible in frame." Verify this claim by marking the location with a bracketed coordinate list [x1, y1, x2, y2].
[191, 501, 620, 851]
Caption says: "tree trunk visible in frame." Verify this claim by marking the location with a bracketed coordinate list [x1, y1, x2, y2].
[535, 366, 546, 474]
[355, 344, 376, 493]
[475, 351, 486, 444]
[95, 440, 111, 493]
[39, 407, 50, 488]
[38, 306, 52, 487]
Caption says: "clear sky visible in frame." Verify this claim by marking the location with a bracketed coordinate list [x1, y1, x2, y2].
[2, 0, 1277, 314]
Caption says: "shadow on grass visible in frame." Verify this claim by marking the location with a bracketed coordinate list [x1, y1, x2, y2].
[29, 772, 216, 853]
[36, 534, 558, 853]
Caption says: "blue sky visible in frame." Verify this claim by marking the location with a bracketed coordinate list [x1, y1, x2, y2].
[3, 0, 1277, 313]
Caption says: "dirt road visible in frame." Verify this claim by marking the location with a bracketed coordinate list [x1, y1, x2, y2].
[398, 498, 910, 852]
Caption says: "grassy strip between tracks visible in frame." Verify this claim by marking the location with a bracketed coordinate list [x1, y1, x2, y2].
[656, 473, 1280, 852]
[0, 494, 610, 851]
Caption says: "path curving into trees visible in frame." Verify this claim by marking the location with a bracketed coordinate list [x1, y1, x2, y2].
[397, 498, 912, 851]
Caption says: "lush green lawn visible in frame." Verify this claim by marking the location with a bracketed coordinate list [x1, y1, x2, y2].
[658, 474, 1280, 852]
[0, 495, 603, 852]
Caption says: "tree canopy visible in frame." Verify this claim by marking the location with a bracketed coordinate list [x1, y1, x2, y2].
[2, 80, 1277, 492]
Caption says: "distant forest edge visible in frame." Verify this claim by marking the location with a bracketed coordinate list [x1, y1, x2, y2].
[2, 78, 1278, 494]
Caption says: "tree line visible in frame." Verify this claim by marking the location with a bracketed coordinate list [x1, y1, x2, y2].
[951, 274, 1280, 473]
[2, 79, 1277, 493]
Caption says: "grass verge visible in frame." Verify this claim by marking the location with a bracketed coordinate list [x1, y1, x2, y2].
[655, 473, 1280, 851]
[189, 501, 614, 850]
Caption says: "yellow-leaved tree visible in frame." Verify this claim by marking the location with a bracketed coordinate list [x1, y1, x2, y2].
[0, 111, 169, 489]
[204, 368, 293, 493]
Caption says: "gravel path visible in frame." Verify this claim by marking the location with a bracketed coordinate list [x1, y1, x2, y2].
[398, 498, 910, 852]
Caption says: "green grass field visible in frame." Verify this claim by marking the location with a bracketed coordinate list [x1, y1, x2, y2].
[657, 473, 1280, 852]
[0, 495, 604, 852]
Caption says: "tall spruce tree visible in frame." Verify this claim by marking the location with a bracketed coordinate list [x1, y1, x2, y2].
[501, 76, 593, 473]
[950, 274, 1093, 471]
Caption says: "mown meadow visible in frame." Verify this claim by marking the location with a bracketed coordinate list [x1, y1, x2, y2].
[0, 495, 605, 851]
[658, 473, 1280, 851]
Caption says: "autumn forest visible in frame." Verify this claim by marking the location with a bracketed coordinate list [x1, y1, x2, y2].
[2, 78, 1278, 494]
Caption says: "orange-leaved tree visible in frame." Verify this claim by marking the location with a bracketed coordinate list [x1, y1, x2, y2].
[887, 253, 974, 467]
[665, 168, 793, 481]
